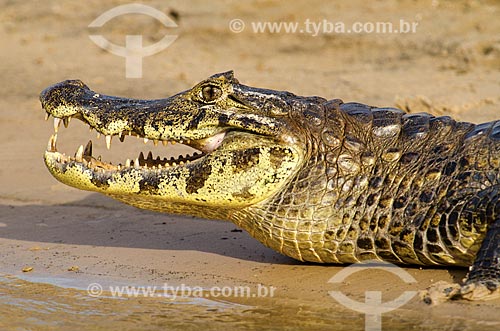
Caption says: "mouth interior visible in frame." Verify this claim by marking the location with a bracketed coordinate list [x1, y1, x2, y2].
[45, 114, 226, 171]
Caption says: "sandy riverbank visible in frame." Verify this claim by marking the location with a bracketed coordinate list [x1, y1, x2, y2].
[1, 0, 499, 329]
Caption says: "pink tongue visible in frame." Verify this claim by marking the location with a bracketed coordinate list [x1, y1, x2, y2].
[199, 132, 226, 153]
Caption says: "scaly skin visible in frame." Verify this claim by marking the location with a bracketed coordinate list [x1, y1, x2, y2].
[40, 72, 500, 302]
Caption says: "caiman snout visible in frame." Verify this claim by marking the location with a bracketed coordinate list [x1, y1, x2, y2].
[40, 79, 91, 115]
[39, 79, 222, 141]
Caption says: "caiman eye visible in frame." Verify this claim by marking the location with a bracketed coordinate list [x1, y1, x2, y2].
[201, 85, 222, 102]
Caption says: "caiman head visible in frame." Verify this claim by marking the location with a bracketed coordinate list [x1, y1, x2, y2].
[40, 71, 326, 219]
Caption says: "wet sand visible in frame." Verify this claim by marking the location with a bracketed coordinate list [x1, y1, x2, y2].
[1, 0, 499, 329]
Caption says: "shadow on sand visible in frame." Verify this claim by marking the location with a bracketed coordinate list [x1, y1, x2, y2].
[0, 193, 468, 280]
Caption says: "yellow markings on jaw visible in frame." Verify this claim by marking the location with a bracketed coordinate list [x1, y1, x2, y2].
[143, 123, 197, 140]
[52, 105, 80, 118]
[83, 113, 103, 130]
[82, 116, 130, 135]
[108, 171, 143, 194]
[153, 146, 299, 208]
[244, 148, 295, 196]
[156, 168, 190, 199]
[45, 153, 143, 195]
[144, 124, 164, 140]
[105, 119, 129, 135]
[45, 157, 99, 192]
[144, 119, 222, 140]
[60, 166, 95, 190]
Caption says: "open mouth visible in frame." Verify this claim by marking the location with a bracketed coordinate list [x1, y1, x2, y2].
[45, 114, 226, 172]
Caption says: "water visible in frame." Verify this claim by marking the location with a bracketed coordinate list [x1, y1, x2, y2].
[0, 274, 350, 331]
[1, 274, 498, 331]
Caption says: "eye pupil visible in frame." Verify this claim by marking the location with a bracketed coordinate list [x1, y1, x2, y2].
[202, 85, 221, 102]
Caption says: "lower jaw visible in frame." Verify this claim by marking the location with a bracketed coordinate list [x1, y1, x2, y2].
[45, 132, 208, 173]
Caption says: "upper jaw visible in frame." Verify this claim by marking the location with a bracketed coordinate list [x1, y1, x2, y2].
[40, 80, 224, 142]
[40, 79, 287, 155]
[40, 79, 294, 173]
[40, 80, 231, 159]
[40, 80, 229, 172]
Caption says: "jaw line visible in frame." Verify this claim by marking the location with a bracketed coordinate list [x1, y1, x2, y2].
[43, 128, 281, 177]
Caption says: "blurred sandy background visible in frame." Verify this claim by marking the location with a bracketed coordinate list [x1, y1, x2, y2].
[0, 0, 499, 329]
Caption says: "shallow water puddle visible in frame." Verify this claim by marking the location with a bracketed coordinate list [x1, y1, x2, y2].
[1, 274, 498, 331]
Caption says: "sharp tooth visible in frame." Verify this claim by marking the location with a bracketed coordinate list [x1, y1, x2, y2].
[143, 138, 149, 144]
[75, 145, 84, 162]
[162, 141, 168, 146]
[84, 140, 92, 156]
[48, 134, 58, 151]
[117, 164, 122, 170]
[125, 159, 131, 167]
[186, 140, 191, 144]
[139, 152, 145, 161]
[45, 113, 50, 121]
[153, 139, 158, 146]
[53, 118, 62, 132]
[63, 117, 69, 128]
[156, 156, 160, 161]
[119, 132, 125, 142]
[96, 133, 101, 139]
[134, 158, 140, 168]
[171, 141, 176, 145]
[105, 135, 112, 150]
[179, 140, 183, 144]
[56, 155, 61, 162]
[47, 134, 57, 151]
[147, 151, 153, 160]
[98, 155, 102, 161]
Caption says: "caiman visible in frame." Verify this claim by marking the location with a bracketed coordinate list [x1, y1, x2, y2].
[39, 71, 500, 302]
